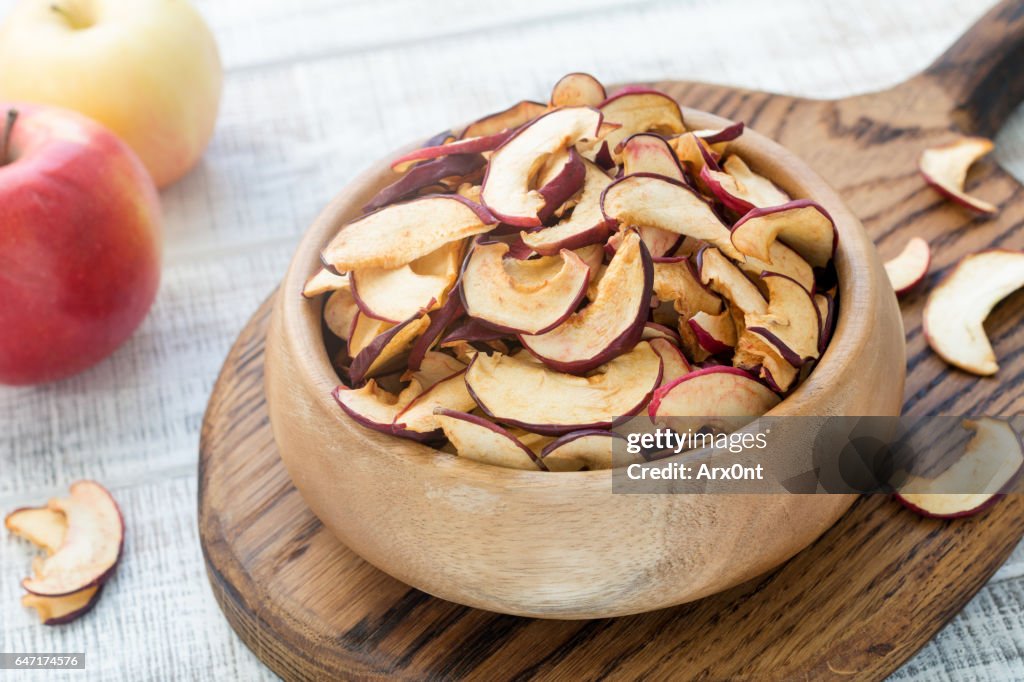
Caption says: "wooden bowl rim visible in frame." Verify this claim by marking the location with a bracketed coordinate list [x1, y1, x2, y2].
[277, 106, 887, 483]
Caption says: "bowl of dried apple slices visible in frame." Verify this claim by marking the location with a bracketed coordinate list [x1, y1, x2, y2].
[265, 73, 905, 618]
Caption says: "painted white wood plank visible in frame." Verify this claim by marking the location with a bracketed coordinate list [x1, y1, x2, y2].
[155, 0, 996, 259]
[890, 577, 1024, 681]
[195, 0, 656, 72]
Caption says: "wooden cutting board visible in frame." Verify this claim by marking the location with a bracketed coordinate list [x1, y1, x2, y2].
[198, 2, 1024, 679]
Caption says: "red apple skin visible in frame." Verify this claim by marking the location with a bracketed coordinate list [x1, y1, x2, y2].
[0, 104, 162, 385]
[406, 295, 464, 373]
[687, 318, 734, 355]
[698, 121, 744, 145]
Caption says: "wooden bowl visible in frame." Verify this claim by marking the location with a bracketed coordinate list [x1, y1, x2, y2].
[264, 109, 906, 619]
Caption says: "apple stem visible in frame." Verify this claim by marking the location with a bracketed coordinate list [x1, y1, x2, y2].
[50, 4, 88, 29]
[2, 109, 17, 166]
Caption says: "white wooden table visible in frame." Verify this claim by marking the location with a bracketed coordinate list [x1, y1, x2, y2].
[1, 0, 1022, 679]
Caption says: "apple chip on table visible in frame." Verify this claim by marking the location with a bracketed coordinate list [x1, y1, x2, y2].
[310, 73, 840, 471]
[5, 481, 124, 625]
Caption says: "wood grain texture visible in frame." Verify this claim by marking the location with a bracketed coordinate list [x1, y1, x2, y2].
[2, 0, 1022, 679]
[200, 298, 1024, 681]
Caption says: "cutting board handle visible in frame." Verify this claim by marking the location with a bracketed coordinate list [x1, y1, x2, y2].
[920, 0, 1024, 135]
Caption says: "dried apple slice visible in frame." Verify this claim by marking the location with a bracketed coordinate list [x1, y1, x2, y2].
[541, 430, 625, 471]
[677, 319, 711, 364]
[700, 155, 789, 214]
[423, 129, 456, 147]
[694, 122, 745, 149]
[575, 243, 606, 271]
[730, 200, 837, 268]
[481, 107, 604, 227]
[696, 247, 768, 315]
[434, 409, 545, 471]
[5, 507, 66, 555]
[601, 174, 744, 260]
[701, 166, 754, 214]
[637, 226, 684, 259]
[884, 237, 931, 296]
[598, 89, 685, 159]
[722, 155, 789, 204]
[333, 379, 424, 436]
[734, 331, 798, 393]
[520, 230, 652, 373]
[735, 241, 815, 294]
[462, 100, 548, 139]
[642, 322, 681, 345]
[483, 246, 567, 282]
[403, 350, 465, 386]
[922, 249, 1024, 376]
[688, 310, 738, 354]
[668, 132, 717, 179]
[745, 273, 821, 367]
[534, 147, 587, 222]
[620, 133, 686, 180]
[349, 313, 432, 384]
[322, 278, 359, 342]
[439, 318, 507, 346]
[393, 370, 476, 439]
[405, 294, 465, 372]
[22, 585, 103, 626]
[653, 257, 723, 316]
[22, 482, 124, 597]
[521, 160, 614, 255]
[444, 341, 478, 365]
[461, 241, 590, 334]
[322, 195, 494, 272]
[617, 133, 690, 256]
[607, 222, 684, 260]
[302, 268, 349, 299]
[651, 300, 679, 328]
[347, 313, 394, 357]
[350, 241, 462, 323]
[457, 183, 482, 203]
[649, 337, 692, 384]
[815, 292, 837, 354]
[649, 366, 780, 421]
[550, 73, 607, 108]
[897, 418, 1023, 518]
[613, 233, 684, 265]
[513, 428, 556, 454]
[365, 154, 486, 212]
[919, 137, 997, 215]
[391, 129, 517, 173]
[466, 342, 662, 435]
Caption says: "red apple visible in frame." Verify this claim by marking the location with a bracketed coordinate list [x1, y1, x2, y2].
[0, 105, 162, 385]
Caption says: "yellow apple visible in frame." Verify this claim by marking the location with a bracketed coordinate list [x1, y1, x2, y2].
[0, 0, 222, 187]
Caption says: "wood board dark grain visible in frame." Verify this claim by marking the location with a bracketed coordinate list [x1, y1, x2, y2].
[199, 2, 1024, 679]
